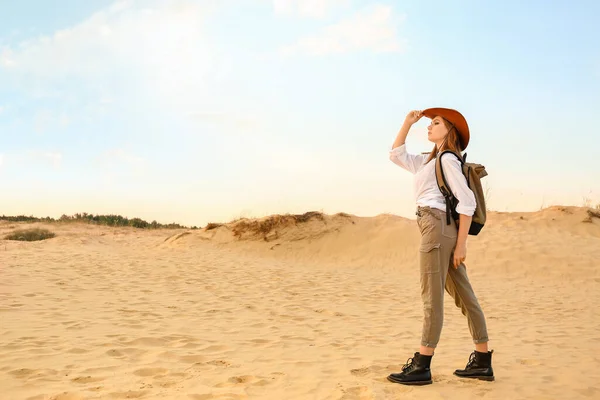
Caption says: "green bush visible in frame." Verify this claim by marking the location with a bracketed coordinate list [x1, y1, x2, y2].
[5, 228, 56, 241]
[0, 213, 187, 229]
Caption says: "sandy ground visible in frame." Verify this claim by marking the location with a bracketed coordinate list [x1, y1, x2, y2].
[1, 206, 600, 400]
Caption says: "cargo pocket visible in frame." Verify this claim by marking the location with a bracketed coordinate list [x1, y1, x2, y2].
[441, 218, 458, 239]
[419, 243, 441, 274]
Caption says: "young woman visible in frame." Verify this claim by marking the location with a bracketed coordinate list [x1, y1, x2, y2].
[386, 108, 494, 385]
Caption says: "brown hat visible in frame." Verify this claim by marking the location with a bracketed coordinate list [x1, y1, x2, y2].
[422, 107, 470, 150]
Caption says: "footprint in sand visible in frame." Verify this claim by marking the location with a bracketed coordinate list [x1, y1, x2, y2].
[108, 390, 148, 399]
[179, 341, 202, 349]
[576, 386, 599, 398]
[71, 375, 105, 384]
[80, 366, 118, 375]
[188, 394, 246, 400]
[340, 385, 375, 400]
[431, 374, 457, 384]
[105, 349, 125, 358]
[133, 367, 169, 377]
[123, 337, 168, 347]
[314, 308, 343, 315]
[350, 365, 385, 377]
[519, 359, 542, 366]
[542, 375, 555, 383]
[280, 335, 312, 342]
[350, 367, 370, 377]
[206, 360, 239, 368]
[214, 372, 285, 389]
[216, 375, 255, 387]
[9, 368, 36, 378]
[179, 355, 207, 363]
[118, 347, 148, 359]
[67, 348, 89, 354]
[249, 338, 271, 345]
[44, 392, 86, 400]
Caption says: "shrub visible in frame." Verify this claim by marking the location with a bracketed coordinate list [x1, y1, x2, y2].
[205, 223, 223, 230]
[1, 213, 187, 229]
[231, 211, 325, 239]
[588, 209, 600, 219]
[5, 228, 56, 241]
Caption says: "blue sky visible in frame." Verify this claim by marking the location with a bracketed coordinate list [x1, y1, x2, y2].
[1, 0, 599, 226]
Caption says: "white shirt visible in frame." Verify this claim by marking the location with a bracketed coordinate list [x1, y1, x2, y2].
[389, 144, 476, 216]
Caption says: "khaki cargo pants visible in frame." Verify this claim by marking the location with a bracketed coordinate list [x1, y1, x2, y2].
[416, 206, 489, 348]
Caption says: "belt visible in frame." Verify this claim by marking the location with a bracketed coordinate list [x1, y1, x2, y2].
[416, 206, 429, 217]
[416, 206, 443, 217]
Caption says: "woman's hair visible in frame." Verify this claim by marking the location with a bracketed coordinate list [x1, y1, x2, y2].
[425, 117, 463, 164]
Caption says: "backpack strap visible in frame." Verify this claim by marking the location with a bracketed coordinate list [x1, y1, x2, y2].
[435, 150, 464, 225]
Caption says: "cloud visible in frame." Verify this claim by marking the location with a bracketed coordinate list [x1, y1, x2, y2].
[1, 151, 62, 169]
[3, 1, 207, 77]
[280, 5, 406, 56]
[1, 0, 222, 117]
[33, 110, 53, 133]
[272, 0, 348, 18]
[189, 112, 260, 131]
[99, 148, 145, 173]
[33, 109, 71, 133]
[41, 152, 63, 168]
[0, 48, 16, 67]
[23, 151, 63, 168]
[0, 105, 4, 114]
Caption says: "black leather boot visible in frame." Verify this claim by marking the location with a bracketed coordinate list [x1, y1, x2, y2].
[454, 350, 495, 381]
[387, 352, 433, 385]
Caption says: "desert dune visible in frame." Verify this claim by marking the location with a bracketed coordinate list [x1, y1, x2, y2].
[1, 206, 599, 399]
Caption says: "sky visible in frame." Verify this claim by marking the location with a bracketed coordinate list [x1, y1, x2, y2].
[1, 0, 599, 227]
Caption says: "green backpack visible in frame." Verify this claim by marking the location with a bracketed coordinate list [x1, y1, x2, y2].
[435, 150, 488, 235]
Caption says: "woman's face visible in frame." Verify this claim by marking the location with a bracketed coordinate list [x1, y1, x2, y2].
[427, 116, 449, 145]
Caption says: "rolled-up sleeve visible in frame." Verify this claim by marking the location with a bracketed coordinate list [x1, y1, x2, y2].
[389, 144, 426, 174]
[440, 154, 476, 216]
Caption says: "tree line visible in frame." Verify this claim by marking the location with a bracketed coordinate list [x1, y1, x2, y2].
[0, 213, 198, 229]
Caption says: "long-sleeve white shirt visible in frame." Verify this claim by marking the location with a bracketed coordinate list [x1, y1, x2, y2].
[389, 144, 476, 216]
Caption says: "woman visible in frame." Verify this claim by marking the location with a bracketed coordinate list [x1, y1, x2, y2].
[386, 108, 494, 385]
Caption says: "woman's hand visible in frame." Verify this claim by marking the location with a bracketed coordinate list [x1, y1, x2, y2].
[392, 109, 423, 150]
[453, 242, 467, 269]
[404, 110, 423, 125]
[454, 214, 472, 268]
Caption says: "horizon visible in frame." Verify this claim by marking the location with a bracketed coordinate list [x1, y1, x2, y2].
[2, 0, 600, 227]
[2, 203, 600, 229]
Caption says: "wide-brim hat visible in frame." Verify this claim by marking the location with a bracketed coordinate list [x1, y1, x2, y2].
[422, 107, 470, 150]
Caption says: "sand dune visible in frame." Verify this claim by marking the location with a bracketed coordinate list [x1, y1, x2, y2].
[1, 206, 600, 399]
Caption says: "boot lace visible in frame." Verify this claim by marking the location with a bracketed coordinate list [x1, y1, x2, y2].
[465, 351, 477, 369]
[401, 356, 416, 372]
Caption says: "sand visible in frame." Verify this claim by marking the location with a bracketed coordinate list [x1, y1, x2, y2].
[1, 206, 599, 399]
